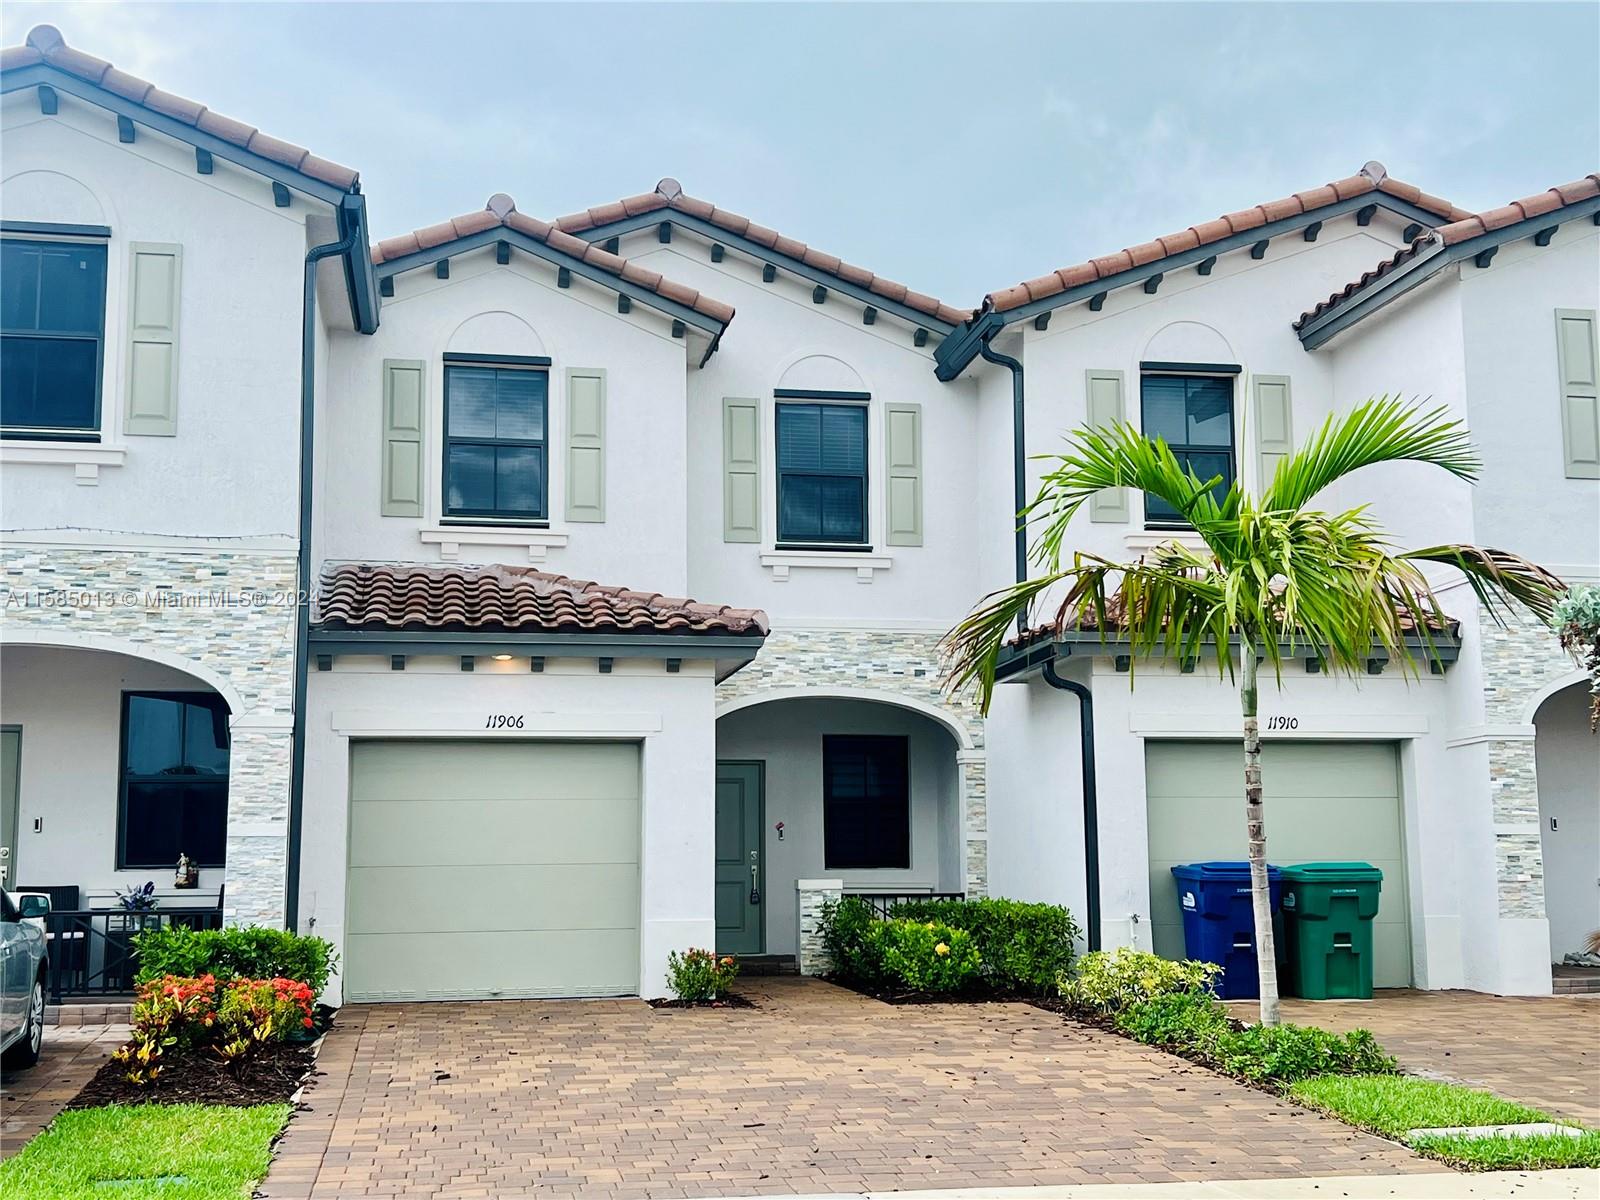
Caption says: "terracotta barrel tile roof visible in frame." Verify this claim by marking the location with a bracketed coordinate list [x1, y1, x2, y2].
[2, 25, 359, 190]
[551, 179, 972, 327]
[1297, 172, 1600, 330]
[316, 562, 769, 638]
[370, 194, 736, 327]
[984, 163, 1474, 313]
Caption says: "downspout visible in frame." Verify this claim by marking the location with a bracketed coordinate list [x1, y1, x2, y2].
[975, 328, 1102, 953]
[285, 222, 359, 931]
[1042, 661, 1101, 952]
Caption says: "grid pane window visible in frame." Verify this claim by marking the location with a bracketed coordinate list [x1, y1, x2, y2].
[119, 692, 230, 869]
[1140, 374, 1235, 525]
[776, 402, 867, 543]
[823, 735, 910, 870]
[1, 239, 107, 435]
[443, 365, 548, 519]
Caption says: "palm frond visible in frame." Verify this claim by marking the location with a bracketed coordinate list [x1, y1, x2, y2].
[1402, 545, 1567, 623]
[1264, 396, 1479, 513]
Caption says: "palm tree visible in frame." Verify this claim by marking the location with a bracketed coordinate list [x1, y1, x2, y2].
[943, 397, 1564, 1025]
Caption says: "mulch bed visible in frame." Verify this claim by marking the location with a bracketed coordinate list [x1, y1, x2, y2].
[648, 992, 755, 1009]
[826, 976, 1037, 1006]
[70, 1039, 317, 1108]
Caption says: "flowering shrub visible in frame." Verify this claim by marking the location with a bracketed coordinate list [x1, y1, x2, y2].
[214, 977, 316, 1061]
[869, 920, 981, 994]
[666, 948, 740, 1001]
[112, 973, 219, 1085]
[111, 973, 314, 1084]
[133, 925, 337, 994]
[1058, 948, 1221, 1015]
[890, 898, 1080, 994]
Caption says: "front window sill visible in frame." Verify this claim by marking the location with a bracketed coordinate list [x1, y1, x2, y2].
[760, 547, 893, 584]
[0, 439, 126, 485]
[419, 523, 570, 563]
[1125, 529, 1209, 554]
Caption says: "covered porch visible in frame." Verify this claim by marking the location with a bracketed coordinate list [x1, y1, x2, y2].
[0, 644, 236, 998]
[714, 692, 979, 965]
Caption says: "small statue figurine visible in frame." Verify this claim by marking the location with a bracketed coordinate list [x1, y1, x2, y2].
[174, 852, 199, 889]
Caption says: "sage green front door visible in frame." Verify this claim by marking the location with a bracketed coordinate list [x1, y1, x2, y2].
[715, 762, 764, 955]
[1145, 740, 1412, 987]
[0, 729, 19, 888]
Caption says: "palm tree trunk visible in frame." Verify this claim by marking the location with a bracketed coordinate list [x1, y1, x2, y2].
[1240, 643, 1281, 1026]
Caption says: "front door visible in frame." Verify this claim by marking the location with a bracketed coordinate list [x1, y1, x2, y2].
[715, 761, 764, 955]
[0, 728, 19, 890]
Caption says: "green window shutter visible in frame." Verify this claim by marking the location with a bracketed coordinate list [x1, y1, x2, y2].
[1253, 374, 1294, 494]
[123, 243, 181, 436]
[1556, 309, 1599, 479]
[723, 398, 761, 542]
[380, 359, 425, 517]
[566, 368, 606, 522]
[884, 402, 923, 546]
[1085, 369, 1127, 523]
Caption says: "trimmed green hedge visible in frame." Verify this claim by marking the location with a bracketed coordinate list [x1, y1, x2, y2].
[888, 898, 1079, 994]
[133, 926, 337, 995]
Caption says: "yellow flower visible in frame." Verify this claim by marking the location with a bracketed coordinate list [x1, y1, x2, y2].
[935, 942, 950, 957]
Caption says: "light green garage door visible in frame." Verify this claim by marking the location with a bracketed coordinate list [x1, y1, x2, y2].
[1146, 741, 1412, 988]
[345, 740, 641, 1002]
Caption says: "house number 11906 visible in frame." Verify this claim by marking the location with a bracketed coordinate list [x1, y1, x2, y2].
[1266, 715, 1299, 730]
[485, 714, 525, 729]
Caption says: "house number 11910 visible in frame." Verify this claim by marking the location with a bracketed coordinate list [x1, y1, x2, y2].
[485, 714, 525, 729]
[1266, 715, 1299, 730]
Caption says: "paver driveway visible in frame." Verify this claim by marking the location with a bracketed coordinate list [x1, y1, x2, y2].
[1233, 990, 1600, 1126]
[261, 977, 1428, 1199]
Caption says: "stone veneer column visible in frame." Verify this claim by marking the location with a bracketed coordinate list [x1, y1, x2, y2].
[1475, 608, 1581, 922]
[795, 878, 844, 976]
[957, 751, 988, 897]
[2, 544, 299, 928]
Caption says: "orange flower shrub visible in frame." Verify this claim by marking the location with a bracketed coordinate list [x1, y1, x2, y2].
[112, 973, 316, 1084]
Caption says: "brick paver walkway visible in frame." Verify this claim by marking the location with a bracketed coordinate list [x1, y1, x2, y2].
[260, 978, 1428, 1199]
[0, 1021, 126, 1153]
[1234, 990, 1600, 1126]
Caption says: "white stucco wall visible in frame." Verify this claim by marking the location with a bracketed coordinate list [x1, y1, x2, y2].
[1459, 226, 1600, 573]
[714, 697, 961, 956]
[0, 645, 229, 900]
[319, 246, 696, 592]
[0, 89, 316, 538]
[299, 656, 718, 1002]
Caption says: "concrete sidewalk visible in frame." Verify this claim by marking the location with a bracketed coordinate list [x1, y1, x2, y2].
[740, 1168, 1600, 1199]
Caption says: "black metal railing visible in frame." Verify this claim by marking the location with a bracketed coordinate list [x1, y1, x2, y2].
[844, 891, 966, 919]
[43, 908, 224, 1002]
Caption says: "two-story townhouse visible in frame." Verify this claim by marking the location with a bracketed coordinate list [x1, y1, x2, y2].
[4, 26, 1593, 1006]
[940, 164, 1599, 998]
[0, 26, 376, 955]
[297, 182, 990, 1002]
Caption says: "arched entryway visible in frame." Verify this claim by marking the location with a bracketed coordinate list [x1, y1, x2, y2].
[1534, 679, 1600, 966]
[714, 693, 968, 960]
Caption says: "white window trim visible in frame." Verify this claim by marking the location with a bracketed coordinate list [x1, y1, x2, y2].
[418, 524, 570, 563]
[0, 440, 127, 485]
[760, 548, 893, 584]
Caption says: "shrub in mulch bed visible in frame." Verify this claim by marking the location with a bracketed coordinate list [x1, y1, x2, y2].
[72, 974, 331, 1109]
[648, 993, 756, 1010]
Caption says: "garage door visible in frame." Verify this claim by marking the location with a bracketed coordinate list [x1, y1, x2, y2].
[1146, 741, 1411, 988]
[345, 740, 641, 1002]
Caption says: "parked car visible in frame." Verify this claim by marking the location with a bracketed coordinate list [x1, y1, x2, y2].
[1, 890, 50, 1070]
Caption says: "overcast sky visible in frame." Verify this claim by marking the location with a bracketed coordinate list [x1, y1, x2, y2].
[5, 2, 1596, 305]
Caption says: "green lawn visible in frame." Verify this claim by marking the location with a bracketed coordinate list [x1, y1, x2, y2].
[1291, 1075, 1600, 1170]
[0, 1104, 289, 1200]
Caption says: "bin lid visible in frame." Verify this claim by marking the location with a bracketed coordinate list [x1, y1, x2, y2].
[1282, 861, 1383, 881]
[1171, 861, 1283, 880]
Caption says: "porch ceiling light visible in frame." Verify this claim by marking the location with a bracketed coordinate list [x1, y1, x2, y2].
[492, 653, 513, 661]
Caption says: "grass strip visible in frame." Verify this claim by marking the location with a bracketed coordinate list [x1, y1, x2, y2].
[0, 1103, 290, 1200]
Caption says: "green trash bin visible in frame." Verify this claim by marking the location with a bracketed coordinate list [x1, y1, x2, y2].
[1280, 862, 1383, 999]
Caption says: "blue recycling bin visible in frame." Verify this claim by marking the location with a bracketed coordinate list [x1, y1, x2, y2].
[1170, 861, 1284, 999]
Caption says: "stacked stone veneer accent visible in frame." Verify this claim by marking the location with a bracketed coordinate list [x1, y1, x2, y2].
[2, 544, 298, 927]
[1478, 607, 1583, 919]
[795, 878, 843, 976]
[716, 626, 989, 895]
